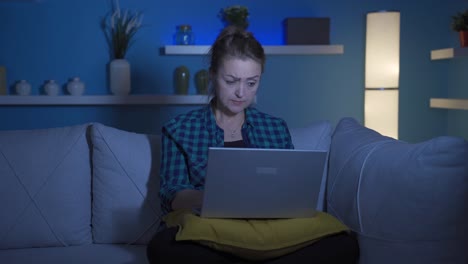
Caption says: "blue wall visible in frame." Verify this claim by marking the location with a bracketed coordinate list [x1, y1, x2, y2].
[0, 0, 466, 141]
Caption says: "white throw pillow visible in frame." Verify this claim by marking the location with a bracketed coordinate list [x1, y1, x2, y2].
[90, 123, 162, 244]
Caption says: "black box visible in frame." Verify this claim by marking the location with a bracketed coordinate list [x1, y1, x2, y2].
[283, 17, 330, 45]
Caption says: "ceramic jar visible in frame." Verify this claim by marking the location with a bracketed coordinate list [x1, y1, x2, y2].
[195, 69, 209, 95]
[109, 59, 131, 95]
[15, 80, 31, 95]
[67, 77, 85, 96]
[174, 66, 190, 94]
[44, 80, 60, 96]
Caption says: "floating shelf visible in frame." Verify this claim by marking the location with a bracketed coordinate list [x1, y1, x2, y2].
[0, 95, 210, 106]
[163, 45, 344, 55]
[0, 0, 41, 2]
[430, 98, 468, 110]
[430, 48, 468, 60]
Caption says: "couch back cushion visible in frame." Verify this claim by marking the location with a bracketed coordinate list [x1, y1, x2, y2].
[0, 124, 92, 249]
[289, 120, 332, 211]
[90, 123, 162, 244]
[328, 117, 468, 264]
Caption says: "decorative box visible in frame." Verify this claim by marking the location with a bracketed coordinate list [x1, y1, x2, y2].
[283, 17, 330, 45]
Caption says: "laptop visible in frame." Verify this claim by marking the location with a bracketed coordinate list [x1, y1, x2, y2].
[199, 147, 328, 219]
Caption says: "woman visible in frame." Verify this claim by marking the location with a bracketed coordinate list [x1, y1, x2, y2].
[147, 26, 359, 263]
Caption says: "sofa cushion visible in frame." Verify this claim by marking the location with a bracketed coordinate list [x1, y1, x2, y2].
[90, 123, 162, 244]
[0, 124, 92, 249]
[290, 120, 332, 211]
[290, 120, 332, 151]
[327, 117, 468, 264]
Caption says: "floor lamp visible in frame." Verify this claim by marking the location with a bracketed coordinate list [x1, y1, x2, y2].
[364, 11, 400, 139]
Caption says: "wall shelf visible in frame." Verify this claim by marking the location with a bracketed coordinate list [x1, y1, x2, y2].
[430, 98, 468, 110]
[430, 47, 468, 60]
[0, 0, 41, 2]
[162, 45, 344, 55]
[0, 95, 210, 106]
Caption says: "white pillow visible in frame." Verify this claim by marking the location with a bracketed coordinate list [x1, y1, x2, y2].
[0, 124, 92, 249]
[90, 123, 162, 244]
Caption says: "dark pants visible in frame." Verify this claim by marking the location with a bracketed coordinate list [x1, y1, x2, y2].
[146, 227, 359, 264]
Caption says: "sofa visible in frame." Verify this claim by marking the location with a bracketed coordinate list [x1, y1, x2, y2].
[0, 117, 466, 264]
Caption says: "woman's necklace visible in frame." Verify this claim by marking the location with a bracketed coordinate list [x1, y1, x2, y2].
[227, 120, 243, 138]
[215, 111, 244, 139]
[230, 128, 238, 138]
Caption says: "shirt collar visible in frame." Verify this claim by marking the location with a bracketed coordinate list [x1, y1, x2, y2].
[204, 102, 218, 132]
[244, 107, 256, 128]
[205, 98, 257, 130]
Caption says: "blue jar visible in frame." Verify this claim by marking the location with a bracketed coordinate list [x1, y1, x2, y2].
[174, 24, 195, 45]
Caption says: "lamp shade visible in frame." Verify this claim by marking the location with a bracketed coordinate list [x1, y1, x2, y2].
[364, 11, 400, 139]
[365, 90, 399, 139]
[365, 11, 400, 88]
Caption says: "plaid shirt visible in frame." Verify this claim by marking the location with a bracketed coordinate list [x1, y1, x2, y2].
[159, 104, 294, 215]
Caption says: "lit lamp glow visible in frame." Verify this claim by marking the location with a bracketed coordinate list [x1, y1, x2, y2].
[365, 11, 400, 139]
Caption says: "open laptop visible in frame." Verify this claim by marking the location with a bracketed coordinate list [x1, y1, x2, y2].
[199, 147, 328, 219]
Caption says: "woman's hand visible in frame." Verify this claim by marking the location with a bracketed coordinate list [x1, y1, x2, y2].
[171, 189, 204, 211]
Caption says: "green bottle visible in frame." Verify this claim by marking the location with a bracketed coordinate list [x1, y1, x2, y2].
[195, 69, 209, 95]
[174, 66, 190, 94]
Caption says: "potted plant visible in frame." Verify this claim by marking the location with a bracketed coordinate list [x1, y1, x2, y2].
[101, 0, 144, 95]
[451, 9, 468, 47]
[218, 5, 249, 30]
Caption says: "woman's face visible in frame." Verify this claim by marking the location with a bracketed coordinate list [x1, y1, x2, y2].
[213, 57, 262, 116]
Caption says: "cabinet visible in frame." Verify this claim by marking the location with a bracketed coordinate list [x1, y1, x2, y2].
[429, 47, 468, 110]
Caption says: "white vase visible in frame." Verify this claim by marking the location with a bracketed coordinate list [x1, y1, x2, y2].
[15, 80, 31, 95]
[67, 77, 85, 96]
[44, 80, 60, 96]
[109, 59, 131, 95]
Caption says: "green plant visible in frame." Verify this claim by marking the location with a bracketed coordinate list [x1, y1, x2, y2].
[218, 5, 249, 29]
[102, 0, 144, 59]
[451, 9, 468, 32]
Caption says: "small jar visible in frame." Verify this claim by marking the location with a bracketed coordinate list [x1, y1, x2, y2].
[174, 24, 195, 45]
[44, 80, 60, 96]
[67, 77, 85, 96]
[15, 80, 31, 95]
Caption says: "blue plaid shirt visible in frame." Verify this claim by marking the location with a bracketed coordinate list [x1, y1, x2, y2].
[159, 104, 294, 215]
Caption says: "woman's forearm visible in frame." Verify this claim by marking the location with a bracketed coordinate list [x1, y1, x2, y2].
[171, 189, 204, 211]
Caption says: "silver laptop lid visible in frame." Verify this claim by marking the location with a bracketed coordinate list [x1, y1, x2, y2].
[200, 147, 327, 219]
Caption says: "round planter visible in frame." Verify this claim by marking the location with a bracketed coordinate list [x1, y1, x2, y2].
[109, 59, 131, 95]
